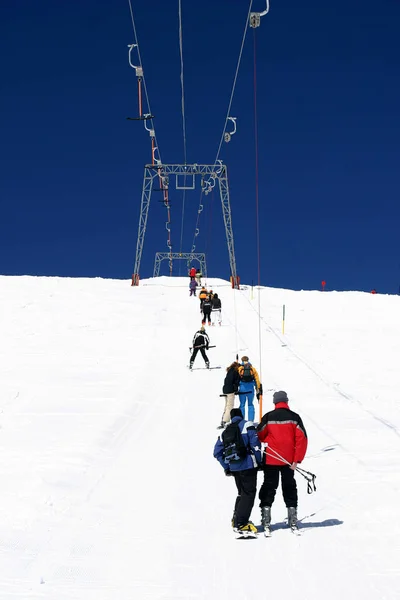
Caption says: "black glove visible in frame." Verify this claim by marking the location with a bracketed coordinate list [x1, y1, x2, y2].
[256, 392, 260, 400]
[225, 469, 233, 477]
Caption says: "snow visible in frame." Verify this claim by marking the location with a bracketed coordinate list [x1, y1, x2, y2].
[0, 274, 399, 599]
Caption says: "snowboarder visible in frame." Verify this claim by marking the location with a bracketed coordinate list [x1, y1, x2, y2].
[237, 357, 261, 422]
[218, 361, 241, 429]
[189, 278, 198, 297]
[213, 408, 262, 538]
[256, 391, 308, 535]
[201, 295, 212, 326]
[210, 292, 222, 326]
[189, 326, 210, 369]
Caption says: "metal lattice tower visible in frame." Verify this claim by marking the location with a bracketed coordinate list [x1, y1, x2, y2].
[132, 163, 239, 287]
[153, 253, 207, 278]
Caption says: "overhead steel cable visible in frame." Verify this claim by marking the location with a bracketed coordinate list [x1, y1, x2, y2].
[178, 0, 188, 165]
[127, 0, 163, 165]
[210, 0, 253, 169]
[190, 0, 253, 256]
[178, 0, 188, 261]
[128, 0, 175, 274]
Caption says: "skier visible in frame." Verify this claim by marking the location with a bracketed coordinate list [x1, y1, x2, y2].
[189, 266, 196, 280]
[189, 278, 198, 297]
[195, 269, 202, 288]
[256, 391, 308, 535]
[213, 408, 262, 538]
[199, 286, 208, 312]
[210, 292, 222, 326]
[237, 356, 261, 422]
[201, 294, 212, 326]
[218, 361, 241, 429]
[189, 326, 210, 370]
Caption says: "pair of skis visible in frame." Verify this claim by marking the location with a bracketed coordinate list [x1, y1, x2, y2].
[236, 524, 301, 539]
[190, 366, 221, 371]
[262, 524, 301, 538]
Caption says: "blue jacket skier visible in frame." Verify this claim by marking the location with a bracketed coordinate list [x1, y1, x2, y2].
[237, 356, 261, 422]
[213, 408, 262, 535]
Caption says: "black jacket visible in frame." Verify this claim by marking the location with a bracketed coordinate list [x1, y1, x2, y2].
[192, 330, 210, 349]
[212, 297, 222, 309]
[222, 366, 241, 395]
[202, 299, 212, 314]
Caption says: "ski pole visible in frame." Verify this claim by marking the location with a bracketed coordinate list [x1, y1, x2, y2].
[264, 446, 317, 494]
[189, 345, 216, 351]
[294, 466, 317, 493]
[219, 391, 249, 397]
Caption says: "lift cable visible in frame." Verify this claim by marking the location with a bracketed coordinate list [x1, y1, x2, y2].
[178, 0, 188, 165]
[210, 0, 254, 172]
[190, 0, 254, 265]
[249, 0, 271, 417]
[127, 0, 174, 274]
[177, 0, 188, 268]
[127, 0, 163, 164]
[253, 27, 263, 396]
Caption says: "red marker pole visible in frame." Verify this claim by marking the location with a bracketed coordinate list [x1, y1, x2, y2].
[321, 280, 326, 292]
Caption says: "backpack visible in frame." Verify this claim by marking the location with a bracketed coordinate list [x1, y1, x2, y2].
[241, 364, 254, 383]
[222, 422, 248, 463]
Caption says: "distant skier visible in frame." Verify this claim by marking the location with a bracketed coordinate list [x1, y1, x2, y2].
[256, 391, 308, 535]
[211, 292, 222, 326]
[201, 295, 212, 326]
[189, 279, 198, 297]
[237, 356, 261, 422]
[218, 361, 241, 429]
[213, 407, 262, 538]
[195, 269, 202, 288]
[189, 326, 210, 370]
[189, 266, 196, 280]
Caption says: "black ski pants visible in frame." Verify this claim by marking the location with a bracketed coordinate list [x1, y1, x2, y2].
[190, 346, 209, 365]
[232, 468, 258, 527]
[202, 309, 211, 324]
[259, 465, 298, 508]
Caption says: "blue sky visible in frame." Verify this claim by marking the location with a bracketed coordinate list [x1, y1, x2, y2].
[1, 0, 399, 293]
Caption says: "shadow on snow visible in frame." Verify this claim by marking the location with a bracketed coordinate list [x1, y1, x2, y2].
[256, 518, 343, 534]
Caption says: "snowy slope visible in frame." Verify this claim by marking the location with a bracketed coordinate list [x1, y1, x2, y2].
[0, 275, 399, 599]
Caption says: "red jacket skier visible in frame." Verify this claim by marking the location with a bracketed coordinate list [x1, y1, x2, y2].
[256, 390, 308, 533]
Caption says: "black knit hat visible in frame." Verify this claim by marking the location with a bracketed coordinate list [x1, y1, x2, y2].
[273, 391, 288, 404]
[230, 407, 243, 419]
